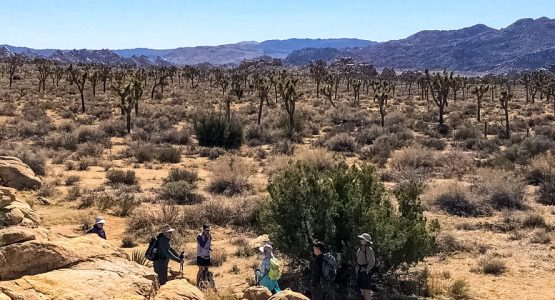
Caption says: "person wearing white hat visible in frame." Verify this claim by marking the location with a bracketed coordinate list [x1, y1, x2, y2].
[255, 244, 281, 294]
[86, 216, 106, 239]
[356, 233, 375, 300]
[153, 224, 183, 285]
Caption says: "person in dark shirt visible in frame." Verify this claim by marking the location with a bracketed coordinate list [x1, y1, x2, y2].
[153, 224, 184, 285]
[312, 240, 334, 300]
[85, 216, 106, 239]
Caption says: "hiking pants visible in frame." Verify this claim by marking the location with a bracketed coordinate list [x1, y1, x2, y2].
[154, 259, 169, 285]
[312, 283, 335, 300]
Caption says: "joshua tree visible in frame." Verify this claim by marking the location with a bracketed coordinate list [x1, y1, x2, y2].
[547, 81, 555, 116]
[254, 75, 271, 126]
[230, 70, 245, 102]
[98, 66, 111, 93]
[35, 59, 50, 92]
[351, 79, 362, 106]
[471, 84, 489, 122]
[183, 65, 200, 89]
[374, 81, 392, 127]
[7, 55, 22, 89]
[112, 75, 143, 133]
[321, 73, 340, 108]
[499, 84, 513, 139]
[426, 69, 453, 128]
[89, 70, 99, 97]
[52, 65, 65, 87]
[150, 68, 169, 99]
[309, 59, 327, 98]
[68, 64, 88, 113]
[401, 70, 418, 96]
[278, 72, 301, 136]
[452, 76, 463, 101]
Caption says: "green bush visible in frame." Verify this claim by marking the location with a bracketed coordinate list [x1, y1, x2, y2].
[194, 112, 243, 149]
[263, 161, 435, 274]
[538, 175, 555, 205]
[106, 169, 137, 186]
[163, 168, 199, 184]
[159, 180, 204, 205]
[156, 147, 181, 163]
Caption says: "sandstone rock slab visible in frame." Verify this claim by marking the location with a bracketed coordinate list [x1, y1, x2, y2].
[156, 279, 206, 300]
[0, 156, 41, 190]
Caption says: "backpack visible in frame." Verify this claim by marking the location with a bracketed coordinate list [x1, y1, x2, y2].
[145, 236, 158, 261]
[268, 257, 282, 280]
[321, 253, 337, 283]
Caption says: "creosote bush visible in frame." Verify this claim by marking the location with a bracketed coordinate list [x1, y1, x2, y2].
[106, 169, 137, 186]
[207, 156, 253, 197]
[474, 168, 526, 210]
[194, 112, 243, 149]
[263, 161, 435, 276]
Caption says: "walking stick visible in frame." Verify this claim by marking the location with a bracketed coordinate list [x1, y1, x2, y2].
[179, 251, 184, 279]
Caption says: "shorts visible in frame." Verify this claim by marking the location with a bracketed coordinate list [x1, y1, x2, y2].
[357, 270, 372, 290]
[197, 256, 211, 266]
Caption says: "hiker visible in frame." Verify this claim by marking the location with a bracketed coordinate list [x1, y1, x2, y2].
[153, 224, 184, 286]
[311, 240, 336, 300]
[255, 244, 281, 294]
[356, 233, 376, 300]
[196, 224, 212, 287]
[85, 216, 106, 239]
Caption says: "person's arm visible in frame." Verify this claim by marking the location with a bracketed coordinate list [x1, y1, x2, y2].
[197, 235, 207, 248]
[158, 238, 181, 262]
[168, 246, 181, 262]
[366, 247, 376, 272]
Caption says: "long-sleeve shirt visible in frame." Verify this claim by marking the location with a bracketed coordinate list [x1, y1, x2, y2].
[156, 234, 181, 262]
[311, 254, 324, 287]
[356, 245, 376, 272]
[86, 225, 106, 239]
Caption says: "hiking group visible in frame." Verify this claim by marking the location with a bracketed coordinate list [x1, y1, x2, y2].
[85, 217, 376, 299]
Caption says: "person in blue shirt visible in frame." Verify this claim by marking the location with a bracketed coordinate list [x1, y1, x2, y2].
[86, 216, 106, 239]
[256, 244, 281, 294]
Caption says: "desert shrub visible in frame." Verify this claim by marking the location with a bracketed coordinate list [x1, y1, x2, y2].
[99, 119, 127, 137]
[463, 138, 499, 153]
[244, 124, 273, 146]
[106, 169, 137, 186]
[325, 133, 358, 152]
[75, 142, 104, 158]
[65, 186, 81, 201]
[535, 125, 555, 140]
[424, 182, 487, 217]
[37, 181, 57, 198]
[131, 144, 155, 163]
[355, 125, 386, 145]
[478, 258, 506, 275]
[449, 279, 470, 300]
[210, 250, 228, 267]
[42, 132, 79, 151]
[263, 162, 435, 275]
[530, 229, 552, 244]
[362, 133, 410, 166]
[207, 156, 253, 197]
[65, 175, 81, 186]
[77, 158, 93, 171]
[75, 126, 107, 144]
[473, 168, 526, 210]
[0, 102, 16, 116]
[159, 180, 204, 205]
[420, 137, 446, 151]
[194, 112, 243, 149]
[182, 196, 262, 228]
[272, 139, 295, 155]
[17, 151, 46, 176]
[505, 135, 554, 164]
[390, 145, 435, 172]
[151, 128, 190, 145]
[437, 151, 475, 179]
[163, 168, 198, 184]
[538, 175, 555, 205]
[199, 147, 226, 160]
[436, 233, 470, 254]
[328, 105, 371, 127]
[454, 125, 480, 141]
[526, 153, 555, 185]
[522, 212, 549, 229]
[155, 147, 181, 163]
[121, 235, 138, 248]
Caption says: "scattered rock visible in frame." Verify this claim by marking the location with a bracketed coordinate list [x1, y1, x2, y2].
[36, 196, 51, 205]
[0, 256, 158, 299]
[155, 278, 206, 300]
[0, 226, 36, 246]
[0, 156, 42, 190]
[243, 286, 272, 300]
[268, 290, 309, 300]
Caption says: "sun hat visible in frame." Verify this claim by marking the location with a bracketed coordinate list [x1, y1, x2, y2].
[95, 216, 106, 224]
[259, 244, 273, 253]
[160, 224, 175, 233]
[358, 233, 372, 243]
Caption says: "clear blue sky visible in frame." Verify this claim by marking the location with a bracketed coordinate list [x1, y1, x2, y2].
[1, 0, 553, 49]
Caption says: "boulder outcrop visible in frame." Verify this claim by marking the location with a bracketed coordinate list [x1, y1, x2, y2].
[0, 187, 40, 227]
[0, 156, 41, 190]
[155, 279, 206, 300]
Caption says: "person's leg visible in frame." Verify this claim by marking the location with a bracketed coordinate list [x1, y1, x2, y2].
[196, 266, 203, 287]
[312, 285, 323, 300]
[154, 260, 169, 285]
[324, 283, 335, 300]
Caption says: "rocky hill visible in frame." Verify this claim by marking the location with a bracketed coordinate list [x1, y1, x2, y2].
[286, 17, 555, 72]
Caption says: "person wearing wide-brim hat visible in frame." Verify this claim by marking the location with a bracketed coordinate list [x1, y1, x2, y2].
[86, 216, 107, 239]
[153, 224, 183, 285]
[356, 233, 375, 300]
[255, 244, 281, 294]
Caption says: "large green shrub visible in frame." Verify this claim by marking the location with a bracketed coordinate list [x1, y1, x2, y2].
[194, 112, 243, 149]
[263, 162, 435, 274]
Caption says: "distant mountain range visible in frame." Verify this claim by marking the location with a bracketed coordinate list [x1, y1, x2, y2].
[1, 17, 554, 72]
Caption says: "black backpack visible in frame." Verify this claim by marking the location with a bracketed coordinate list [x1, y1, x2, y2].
[321, 253, 338, 283]
[145, 236, 158, 261]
